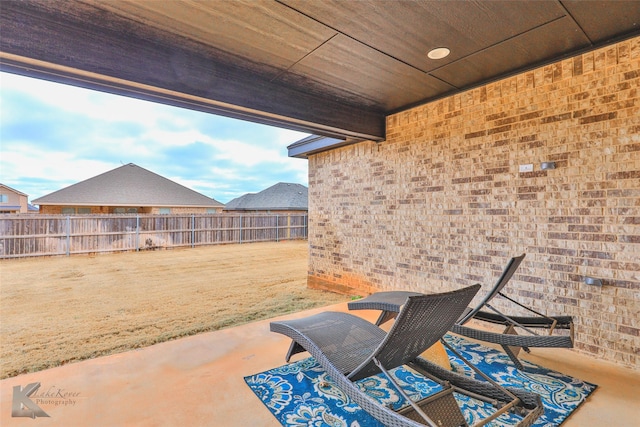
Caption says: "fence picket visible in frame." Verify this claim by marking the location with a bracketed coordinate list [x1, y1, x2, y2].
[0, 213, 308, 258]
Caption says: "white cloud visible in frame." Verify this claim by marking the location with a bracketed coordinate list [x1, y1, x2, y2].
[1, 148, 115, 198]
[1, 72, 175, 127]
[1, 71, 310, 204]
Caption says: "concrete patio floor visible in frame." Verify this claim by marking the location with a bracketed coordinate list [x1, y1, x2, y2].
[1, 301, 639, 426]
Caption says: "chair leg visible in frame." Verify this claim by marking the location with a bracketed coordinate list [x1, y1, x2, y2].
[373, 357, 445, 427]
[375, 310, 398, 326]
[285, 340, 305, 362]
[502, 325, 525, 370]
[397, 387, 467, 427]
[503, 324, 530, 353]
[501, 345, 525, 371]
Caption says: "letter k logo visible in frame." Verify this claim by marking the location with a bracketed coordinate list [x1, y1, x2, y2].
[12, 383, 50, 418]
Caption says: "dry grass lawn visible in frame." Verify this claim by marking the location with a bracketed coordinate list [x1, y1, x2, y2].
[0, 241, 350, 379]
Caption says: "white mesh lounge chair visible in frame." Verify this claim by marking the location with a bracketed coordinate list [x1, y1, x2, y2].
[271, 285, 543, 427]
[348, 254, 574, 370]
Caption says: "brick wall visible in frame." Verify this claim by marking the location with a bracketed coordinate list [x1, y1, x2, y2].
[148, 206, 221, 214]
[38, 206, 220, 214]
[307, 37, 639, 368]
[39, 206, 110, 214]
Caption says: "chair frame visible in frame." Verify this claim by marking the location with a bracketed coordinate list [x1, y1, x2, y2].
[271, 285, 543, 427]
[348, 254, 574, 370]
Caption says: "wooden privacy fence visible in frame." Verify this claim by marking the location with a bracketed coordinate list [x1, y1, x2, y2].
[0, 213, 308, 258]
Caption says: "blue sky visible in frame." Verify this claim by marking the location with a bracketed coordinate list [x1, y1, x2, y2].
[0, 72, 309, 204]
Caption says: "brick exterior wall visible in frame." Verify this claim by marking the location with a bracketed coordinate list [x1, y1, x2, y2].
[39, 206, 111, 214]
[150, 207, 223, 214]
[38, 206, 221, 214]
[307, 37, 640, 368]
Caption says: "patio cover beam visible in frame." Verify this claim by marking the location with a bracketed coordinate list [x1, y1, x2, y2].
[0, 0, 385, 142]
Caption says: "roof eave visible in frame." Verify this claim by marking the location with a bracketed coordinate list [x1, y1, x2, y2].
[287, 135, 373, 158]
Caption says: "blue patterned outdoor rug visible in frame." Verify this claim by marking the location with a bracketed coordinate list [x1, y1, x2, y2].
[245, 334, 596, 426]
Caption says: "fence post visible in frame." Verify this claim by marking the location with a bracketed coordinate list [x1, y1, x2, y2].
[239, 215, 242, 243]
[136, 215, 140, 251]
[66, 216, 70, 256]
[191, 214, 195, 248]
[276, 215, 279, 242]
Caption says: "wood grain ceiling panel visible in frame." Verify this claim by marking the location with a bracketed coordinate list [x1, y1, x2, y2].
[81, 0, 336, 79]
[430, 15, 591, 89]
[562, 0, 640, 42]
[280, 34, 455, 111]
[279, 0, 567, 73]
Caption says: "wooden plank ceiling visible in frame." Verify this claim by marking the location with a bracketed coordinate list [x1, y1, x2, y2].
[1, 0, 639, 143]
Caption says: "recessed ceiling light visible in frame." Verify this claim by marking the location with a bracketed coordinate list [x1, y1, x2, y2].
[428, 47, 450, 60]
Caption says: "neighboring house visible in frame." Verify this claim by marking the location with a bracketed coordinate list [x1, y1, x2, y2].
[224, 183, 307, 214]
[32, 163, 224, 215]
[0, 184, 37, 213]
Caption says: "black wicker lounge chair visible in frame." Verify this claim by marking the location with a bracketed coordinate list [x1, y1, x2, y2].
[271, 285, 543, 427]
[348, 254, 574, 370]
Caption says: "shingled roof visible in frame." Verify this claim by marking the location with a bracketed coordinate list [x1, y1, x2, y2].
[224, 183, 307, 212]
[32, 163, 223, 207]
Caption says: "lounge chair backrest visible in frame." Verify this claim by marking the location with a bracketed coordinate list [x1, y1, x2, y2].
[347, 284, 480, 381]
[458, 253, 526, 324]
